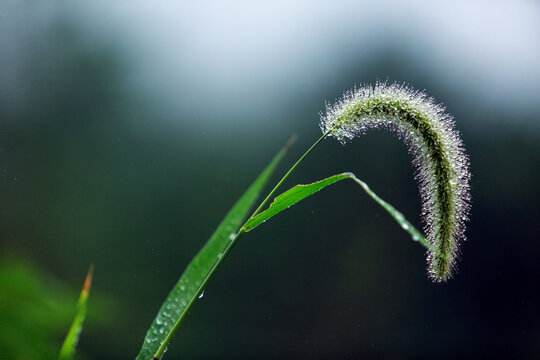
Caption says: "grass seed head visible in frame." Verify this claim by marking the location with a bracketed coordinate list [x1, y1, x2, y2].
[321, 82, 470, 282]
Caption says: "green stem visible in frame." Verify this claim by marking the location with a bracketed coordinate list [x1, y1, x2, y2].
[214, 131, 330, 322]
[154, 132, 329, 359]
[247, 130, 331, 221]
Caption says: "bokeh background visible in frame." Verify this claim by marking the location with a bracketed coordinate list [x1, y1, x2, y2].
[1, 0, 539, 359]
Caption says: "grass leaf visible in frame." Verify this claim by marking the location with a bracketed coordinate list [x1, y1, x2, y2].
[58, 264, 94, 360]
[244, 172, 437, 253]
[243, 173, 348, 231]
[136, 140, 291, 360]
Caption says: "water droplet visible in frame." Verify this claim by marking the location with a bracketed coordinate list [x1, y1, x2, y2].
[401, 223, 409, 230]
[180, 285, 186, 291]
[229, 233, 235, 240]
[159, 328, 164, 334]
[198, 291, 204, 299]
[412, 234, 419, 241]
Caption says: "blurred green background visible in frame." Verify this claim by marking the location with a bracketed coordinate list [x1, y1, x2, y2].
[1, 0, 539, 359]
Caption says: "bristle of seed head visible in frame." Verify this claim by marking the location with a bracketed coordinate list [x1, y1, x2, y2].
[321, 82, 470, 282]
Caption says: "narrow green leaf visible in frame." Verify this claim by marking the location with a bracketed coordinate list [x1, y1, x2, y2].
[243, 173, 349, 231]
[59, 264, 94, 360]
[345, 173, 435, 253]
[136, 140, 291, 360]
[243, 172, 437, 254]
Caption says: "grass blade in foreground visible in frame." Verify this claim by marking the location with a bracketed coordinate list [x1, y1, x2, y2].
[243, 172, 436, 253]
[136, 140, 291, 360]
[58, 264, 94, 360]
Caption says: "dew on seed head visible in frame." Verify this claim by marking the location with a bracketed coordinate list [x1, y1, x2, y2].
[320, 82, 470, 282]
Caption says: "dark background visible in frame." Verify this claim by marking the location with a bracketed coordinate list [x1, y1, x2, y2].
[1, 1, 539, 359]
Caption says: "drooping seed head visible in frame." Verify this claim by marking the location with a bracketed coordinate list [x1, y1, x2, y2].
[321, 82, 470, 282]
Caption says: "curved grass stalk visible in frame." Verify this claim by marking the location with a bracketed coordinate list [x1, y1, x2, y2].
[137, 82, 470, 359]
